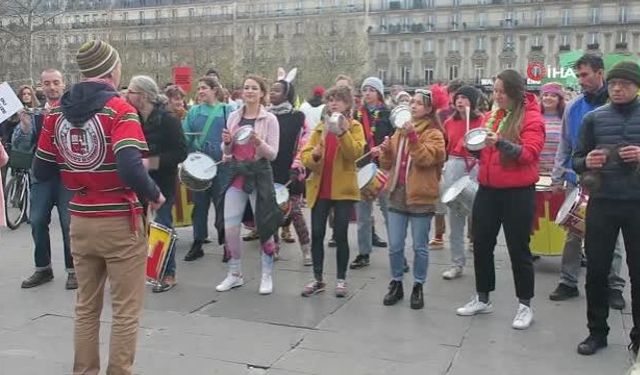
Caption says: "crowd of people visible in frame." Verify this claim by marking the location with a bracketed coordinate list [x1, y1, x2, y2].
[1, 39, 640, 374]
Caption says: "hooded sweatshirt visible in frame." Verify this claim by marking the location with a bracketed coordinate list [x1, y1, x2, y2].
[34, 81, 159, 217]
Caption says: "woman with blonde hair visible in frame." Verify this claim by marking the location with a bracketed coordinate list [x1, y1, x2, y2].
[378, 89, 446, 309]
[18, 85, 40, 109]
[455, 70, 544, 330]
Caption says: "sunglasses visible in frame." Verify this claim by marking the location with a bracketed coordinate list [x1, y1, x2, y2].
[415, 89, 432, 101]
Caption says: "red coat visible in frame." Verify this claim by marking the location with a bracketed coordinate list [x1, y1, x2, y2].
[477, 93, 545, 188]
[443, 113, 486, 158]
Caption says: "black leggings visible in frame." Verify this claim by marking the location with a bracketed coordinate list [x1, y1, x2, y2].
[311, 199, 354, 281]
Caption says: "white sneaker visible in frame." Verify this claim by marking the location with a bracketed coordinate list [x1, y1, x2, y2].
[456, 295, 494, 316]
[442, 266, 463, 280]
[259, 273, 273, 295]
[216, 273, 244, 292]
[512, 303, 533, 330]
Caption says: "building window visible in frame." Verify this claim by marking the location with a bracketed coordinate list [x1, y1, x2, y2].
[532, 34, 542, 47]
[451, 12, 460, 31]
[424, 68, 434, 85]
[504, 33, 514, 50]
[618, 31, 627, 44]
[295, 22, 304, 34]
[139, 11, 144, 21]
[123, 12, 128, 21]
[403, 40, 411, 53]
[378, 69, 387, 83]
[590, 7, 600, 24]
[172, 9, 177, 18]
[561, 33, 570, 46]
[450, 37, 458, 51]
[476, 35, 485, 50]
[534, 9, 543, 27]
[426, 15, 435, 31]
[424, 38, 433, 52]
[478, 12, 486, 28]
[474, 65, 485, 84]
[619, 5, 627, 23]
[562, 9, 570, 26]
[449, 65, 459, 81]
[401, 66, 411, 85]
[589, 32, 599, 45]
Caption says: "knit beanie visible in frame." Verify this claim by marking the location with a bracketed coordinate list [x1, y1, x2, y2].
[606, 61, 640, 86]
[453, 86, 480, 111]
[76, 40, 120, 78]
[361, 77, 384, 100]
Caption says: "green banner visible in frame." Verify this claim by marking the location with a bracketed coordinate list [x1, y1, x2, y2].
[604, 53, 640, 71]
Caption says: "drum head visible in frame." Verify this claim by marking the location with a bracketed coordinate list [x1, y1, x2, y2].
[536, 175, 552, 190]
[555, 188, 580, 224]
[234, 126, 253, 144]
[391, 106, 411, 129]
[357, 163, 377, 189]
[466, 130, 487, 146]
[183, 152, 216, 180]
[274, 183, 290, 204]
[442, 175, 471, 204]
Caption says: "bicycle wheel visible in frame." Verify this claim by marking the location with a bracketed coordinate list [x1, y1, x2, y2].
[5, 172, 28, 230]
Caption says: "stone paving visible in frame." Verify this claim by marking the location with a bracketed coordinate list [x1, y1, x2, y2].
[0, 210, 635, 374]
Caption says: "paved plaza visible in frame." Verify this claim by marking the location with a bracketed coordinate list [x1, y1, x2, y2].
[0, 210, 635, 375]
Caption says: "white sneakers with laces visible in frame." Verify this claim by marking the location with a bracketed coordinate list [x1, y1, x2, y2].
[259, 273, 273, 295]
[456, 295, 494, 316]
[216, 273, 244, 292]
[512, 303, 533, 330]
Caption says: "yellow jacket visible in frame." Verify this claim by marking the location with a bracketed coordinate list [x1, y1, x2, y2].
[300, 119, 365, 208]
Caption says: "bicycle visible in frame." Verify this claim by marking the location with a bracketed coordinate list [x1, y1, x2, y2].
[4, 149, 32, 230]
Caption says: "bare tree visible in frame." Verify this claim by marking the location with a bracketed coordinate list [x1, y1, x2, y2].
[0, 0, 67, 85]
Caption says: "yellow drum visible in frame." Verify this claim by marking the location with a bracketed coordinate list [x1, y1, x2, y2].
[146, 222, 176, 284]
[172, 178, 194, 227]
[530, 177, 567, 256]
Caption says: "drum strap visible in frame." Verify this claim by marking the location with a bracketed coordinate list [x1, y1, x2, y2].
[463, 157, 476, 173]
[195, 106, 227, 152]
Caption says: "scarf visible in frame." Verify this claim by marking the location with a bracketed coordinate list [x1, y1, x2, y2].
[269, 101, 293, 115]
[388, 119, 433, 191]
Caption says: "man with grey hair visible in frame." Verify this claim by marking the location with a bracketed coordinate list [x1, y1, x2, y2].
[17, 68, 76, 290]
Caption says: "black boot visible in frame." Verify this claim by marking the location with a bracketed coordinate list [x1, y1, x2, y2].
[577, 335, 607, 355]
[383, 280, 403, 306]
[372, 227, 387, 248]
[21, 269, 54, 289]
[184, 241, 205, 261]
[328, 234, 337, 247]
[349, 254, 370, 269]
[410, 283, 424, 310]
[549, 283, 579, 301]
[608, 289, 626, 310]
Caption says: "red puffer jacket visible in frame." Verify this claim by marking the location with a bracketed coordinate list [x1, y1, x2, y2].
[477, 92, 545, 188]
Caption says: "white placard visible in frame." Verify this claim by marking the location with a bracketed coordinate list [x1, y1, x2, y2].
[0, 82, 24, 124]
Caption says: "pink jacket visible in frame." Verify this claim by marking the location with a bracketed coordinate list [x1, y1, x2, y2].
[0, 143, 8, 227]
[223, 105, 280, 161]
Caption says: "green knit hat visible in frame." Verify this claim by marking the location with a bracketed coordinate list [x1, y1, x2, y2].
[606, 61, 640, 86]
[76, 40, 120, 78]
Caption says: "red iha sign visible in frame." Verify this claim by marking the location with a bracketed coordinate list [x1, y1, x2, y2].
[172, 66, 192, 93]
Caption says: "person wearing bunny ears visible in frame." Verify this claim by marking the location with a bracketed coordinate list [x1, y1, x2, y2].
[268, 68, 312, 266]
[440, 86, 484, 281]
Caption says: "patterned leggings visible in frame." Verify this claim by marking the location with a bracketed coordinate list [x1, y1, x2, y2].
[281, 194, 310, 246]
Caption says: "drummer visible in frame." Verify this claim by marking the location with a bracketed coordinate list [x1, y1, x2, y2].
[455, 70, 544, 330]
[300, 85, 365, 298]
[377, 89, 446, 310]
[218, 75, 281, 295]
[267, 73, 312, 266]
[440, 86, 484, 281]
[350, 77, 394, 270]
[182, 76, 233, 262]
[126, 75, 187, 292]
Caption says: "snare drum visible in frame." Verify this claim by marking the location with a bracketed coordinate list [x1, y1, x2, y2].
[555, 188, 589, 237]
[441, 175, 478, 217]
[274, 183, 291, 218]
[357, 163, 388, 201]
[233, 125, 254, 145]
[146, 222, 177, 284]
[464, 128, 489, 151]
[390, 105, 411, 129]
[178, 152, 217, 191]
[530, 178, 567, 256]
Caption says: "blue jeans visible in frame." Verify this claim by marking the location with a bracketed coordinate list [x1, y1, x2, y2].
[388, 210, 433, 284]
[356, 194, 388, 255]
[30, 178, 73, 271]
[154, 194, 176, 277]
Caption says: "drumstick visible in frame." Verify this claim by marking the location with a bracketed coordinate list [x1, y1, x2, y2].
[465, 106, 470, 134]
[284, 180, 292, 188]
[355, 149, 374, 164]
